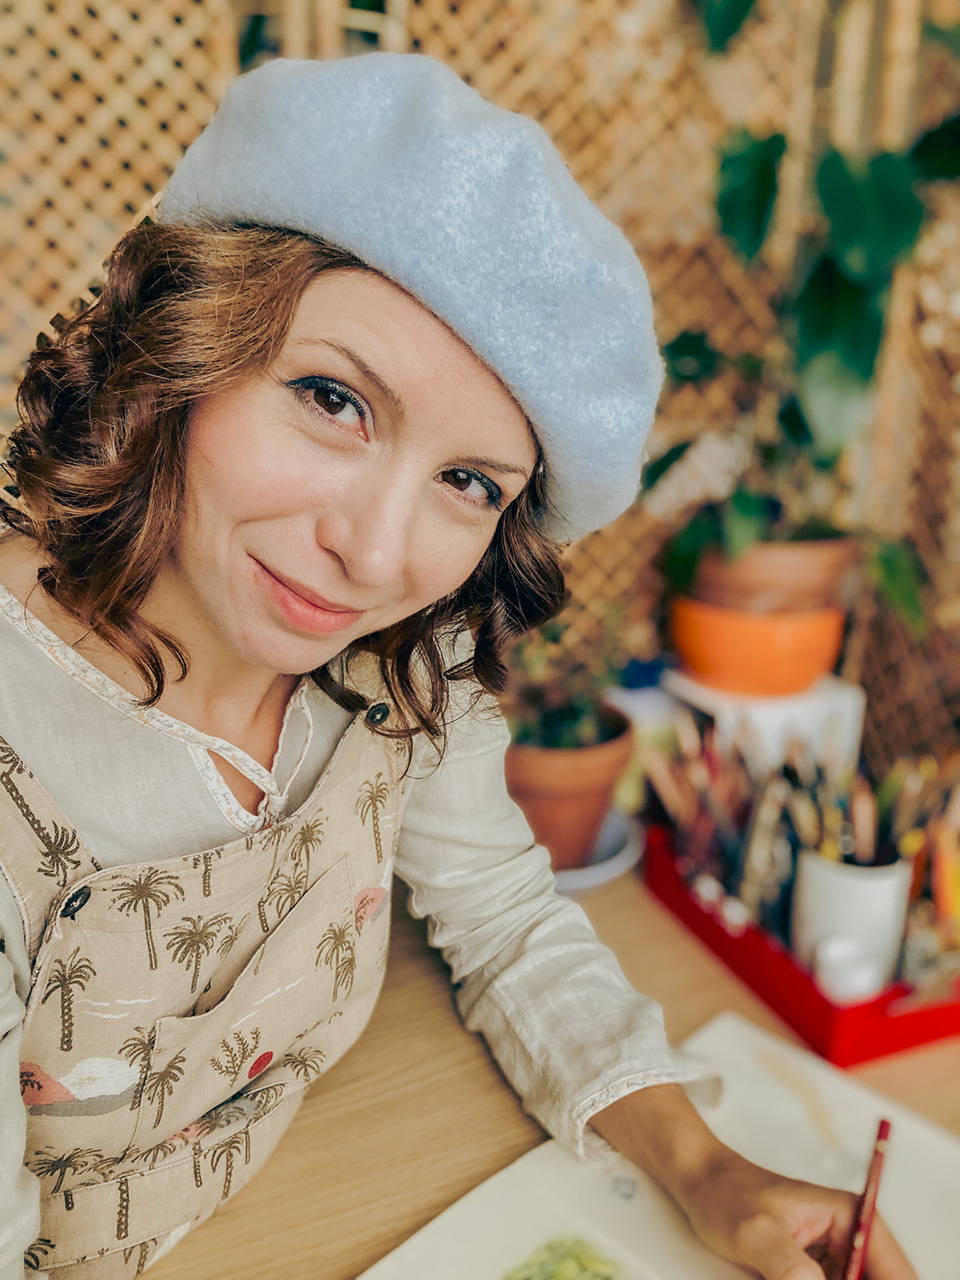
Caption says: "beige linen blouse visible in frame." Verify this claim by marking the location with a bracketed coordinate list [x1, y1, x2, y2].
[0, 582, 711, 1280]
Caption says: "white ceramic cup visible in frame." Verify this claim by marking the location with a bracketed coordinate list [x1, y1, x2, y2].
[791, 851, 912, 1000]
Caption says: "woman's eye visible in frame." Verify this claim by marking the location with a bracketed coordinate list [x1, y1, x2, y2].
[440, 467, 502, 511]
[290, 377, 367, 432]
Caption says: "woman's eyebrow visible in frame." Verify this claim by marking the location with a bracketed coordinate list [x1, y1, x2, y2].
[291, 337, 406, 418]
[457, 454, 532, 479]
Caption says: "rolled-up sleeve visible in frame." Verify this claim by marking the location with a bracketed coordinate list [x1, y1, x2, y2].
[393, 693, 716, 1153]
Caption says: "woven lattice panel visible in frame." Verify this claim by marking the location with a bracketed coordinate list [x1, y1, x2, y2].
[850, 176, 960, 770]
[411, 0, 819, 260]
[408, 0, 960, 765]
[920, 0, 960, 134]
[409, 0, 826, 659]
[852, 600, 960, 779]
[1, 0, 239, 435]
[230, 0, 409, 63]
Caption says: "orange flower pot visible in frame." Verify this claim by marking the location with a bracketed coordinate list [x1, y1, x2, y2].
[504, 712, 633, 871]
[670, 595, 845, 697]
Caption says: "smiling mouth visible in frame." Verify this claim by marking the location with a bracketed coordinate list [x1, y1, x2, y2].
[259, 563, 359, 613]
[253, 559, 366, 634]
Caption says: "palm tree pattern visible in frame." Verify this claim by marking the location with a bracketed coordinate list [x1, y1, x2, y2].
[28, 1146, 103, 1195]
[40, 948, 96, 1051]
[217, 913, 249, 959]
[130, 1138, 180, 1170]
[254, 817, 297, 930]
[208, 1132, 246, 1200]
[119, 1025, 156, 1112]
[122, 1238, 157, 1276]
[282, 1046, 326, 1082]
[289, 816, 324, 879]
[116, 1175, 130, 1240]
[8, 671, 401, 1263]
[261, 867, 307, 925]
[315, 919, 357, 1000]
[143, 1049, 186, 1129]
[0, 738, 83, 886]
[24, 1237, 54, 1271]
[110, 868, 185, 970]
[164, 912, 229, 993]
[191, 846, 224, 897]
[196, 1097, 258, 1166]
[37, 823, 83, 888]
[355, 774, 389, 862]
[251, 1083, 285, 1117]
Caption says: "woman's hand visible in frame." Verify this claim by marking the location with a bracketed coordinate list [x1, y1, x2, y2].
[590, 1084, 918, 1280]
[675, 1140, 915, 1280]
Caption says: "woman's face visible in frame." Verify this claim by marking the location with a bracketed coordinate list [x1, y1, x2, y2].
[161, 269, 537, 678]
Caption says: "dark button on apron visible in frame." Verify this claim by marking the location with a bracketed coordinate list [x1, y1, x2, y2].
[60, 886, 92, 918]
[365, 702, 390, 726]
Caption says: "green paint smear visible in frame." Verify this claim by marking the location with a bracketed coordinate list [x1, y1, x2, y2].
[502, 1235, 623, 1280]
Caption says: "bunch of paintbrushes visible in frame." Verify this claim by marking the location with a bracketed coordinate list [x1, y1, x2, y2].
[641, 711, 960, 976]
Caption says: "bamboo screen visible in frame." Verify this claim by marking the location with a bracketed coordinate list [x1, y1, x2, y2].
[3, 0, 960, 769]
[408, 0, 960, 773]
[0, 0, 240, 432]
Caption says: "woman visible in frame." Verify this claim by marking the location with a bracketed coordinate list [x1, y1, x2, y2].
[0, 55, 915, 1279]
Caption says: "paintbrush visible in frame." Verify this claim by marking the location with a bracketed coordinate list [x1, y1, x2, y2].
[672, 707, 740, 858]
[851, 775, 877, 864]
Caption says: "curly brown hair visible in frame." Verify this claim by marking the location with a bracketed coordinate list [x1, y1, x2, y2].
[3, 222, 566, 752]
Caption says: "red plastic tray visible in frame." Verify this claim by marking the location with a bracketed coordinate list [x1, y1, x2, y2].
[643, 827, 960, 1065]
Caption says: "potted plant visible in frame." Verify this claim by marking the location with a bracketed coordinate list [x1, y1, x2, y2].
[639, 21, 960, 694]
[501, 618, 633, 871]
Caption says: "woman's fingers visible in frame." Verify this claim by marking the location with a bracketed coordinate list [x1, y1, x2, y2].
[702, 1181, 919, 1280]
[733, 1212, 828, 1280]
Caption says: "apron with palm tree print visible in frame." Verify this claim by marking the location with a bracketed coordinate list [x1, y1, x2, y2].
[3, 664, 405, 1277]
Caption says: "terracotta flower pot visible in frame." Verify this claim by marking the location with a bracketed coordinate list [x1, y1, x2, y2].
[670, 595, 846, 696]
[504, 709, 633, 871]
[692, 540, 858, 613]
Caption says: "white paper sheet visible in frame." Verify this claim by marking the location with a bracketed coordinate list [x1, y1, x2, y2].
[358, 1013, 960, 1280]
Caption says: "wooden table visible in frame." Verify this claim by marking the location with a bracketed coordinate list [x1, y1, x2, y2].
[151, 870, 960, 1280]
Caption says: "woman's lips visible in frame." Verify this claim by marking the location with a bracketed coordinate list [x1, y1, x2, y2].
[253, 559, 365, 636]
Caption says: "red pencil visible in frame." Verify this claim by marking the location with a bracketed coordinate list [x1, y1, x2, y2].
[842, 1118, 892, 1280]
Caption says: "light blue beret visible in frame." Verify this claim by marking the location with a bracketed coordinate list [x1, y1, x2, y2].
[159, 54, 663, 541]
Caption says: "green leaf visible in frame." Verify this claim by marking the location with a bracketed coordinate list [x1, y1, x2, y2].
[721, 489, 776, 557]
[923, 21, 960, 59]
[793, 254, 885, 379]
[796, 351, 874, 460]
[641, 441, 692, 491]
[663, 507, 722, 593]
[717, 130, 786, 259]
[663, 331, 720, 383]
[788, 517, 845, 540]
[867, 540, 928, 638]
[778, 396, 814, 447]
[728, 352, 764, 381]
[816, 149, 924, 284]
[910, 112, 960, 182]
[691, 0, 759, 52]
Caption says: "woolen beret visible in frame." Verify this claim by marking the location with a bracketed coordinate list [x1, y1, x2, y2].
[159, 54, 663, 541]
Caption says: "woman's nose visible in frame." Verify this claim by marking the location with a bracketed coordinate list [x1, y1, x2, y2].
[316, 476, 416, 590]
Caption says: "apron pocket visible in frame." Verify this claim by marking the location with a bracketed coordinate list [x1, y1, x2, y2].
[130, 854, 356, 1151]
